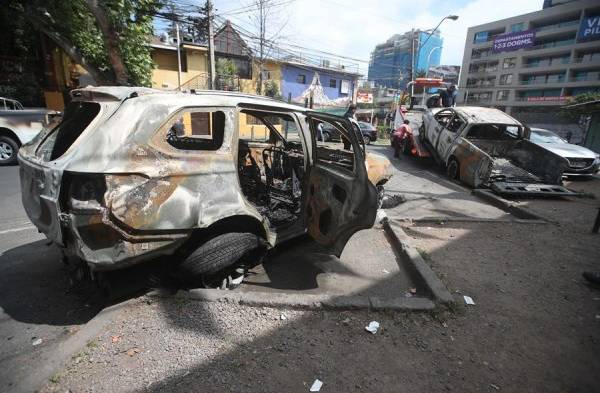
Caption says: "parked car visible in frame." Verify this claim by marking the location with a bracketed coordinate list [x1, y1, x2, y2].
[0, 97, 59, 165]
[357, 121, 378, 144]
[420, 106, 573, 197]
[19, 87, 385, 287]
[529, 128, 600, 177]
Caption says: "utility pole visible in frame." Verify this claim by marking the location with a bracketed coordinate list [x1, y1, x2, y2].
[207, 0, 216, 90]
[257, 0, 265, 95]
[410, 28, 416, 108]
[176, 22, 182, 90]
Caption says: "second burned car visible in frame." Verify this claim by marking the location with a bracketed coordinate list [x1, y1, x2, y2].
[18, 87, 389, 286]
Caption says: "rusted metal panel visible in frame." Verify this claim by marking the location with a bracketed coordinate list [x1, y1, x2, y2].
[18, 87, 385, 270]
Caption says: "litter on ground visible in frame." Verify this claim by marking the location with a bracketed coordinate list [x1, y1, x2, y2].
[464, 295, 476, 305]
[309, 379, 323, 392]
[365, 321, 380, 334]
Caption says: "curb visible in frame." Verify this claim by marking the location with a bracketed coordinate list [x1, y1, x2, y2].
[147, 289, 436, 311]
[472, 189, 549, 221]
[18, 298, 137, 393]
[382, 218, 454, 305]
[390, 216, 548, 225]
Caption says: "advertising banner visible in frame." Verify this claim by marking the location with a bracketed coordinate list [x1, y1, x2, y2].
[492, 30, 535, 53]
[578, 16, 600, 42]
[356, 92, 373, 104]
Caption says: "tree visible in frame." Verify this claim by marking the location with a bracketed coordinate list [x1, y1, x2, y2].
[561, 92, 600, 133]
[246, 0, 290, 95]
[215, 58, 237, 90]
[25, 0, 163, 86]
[263, 80, 282, 100]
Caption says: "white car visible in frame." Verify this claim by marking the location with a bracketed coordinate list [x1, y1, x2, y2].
[529, 128, 600, 177]
[0, 97, 59, 165]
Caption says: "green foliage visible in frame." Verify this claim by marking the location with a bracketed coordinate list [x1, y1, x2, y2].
[216, 58, 237, 76]
[263, 80, 281, 99]
[35, 0, 163, 86]
[562, 92, 600, 118]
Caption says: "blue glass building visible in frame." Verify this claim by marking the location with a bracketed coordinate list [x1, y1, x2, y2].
[368, 30, 443, 90]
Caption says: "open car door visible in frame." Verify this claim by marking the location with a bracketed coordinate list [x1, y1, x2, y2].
[303, 112, 378, 257]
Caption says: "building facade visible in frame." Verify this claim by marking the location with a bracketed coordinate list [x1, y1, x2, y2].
[458, 0, 600, 140]
[280, 62, 359, 106]
[368, 30, 443, 90]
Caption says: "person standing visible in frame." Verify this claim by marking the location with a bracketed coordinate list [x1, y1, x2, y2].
[392, 120, 413, 158]
[439, 85, 458, 107]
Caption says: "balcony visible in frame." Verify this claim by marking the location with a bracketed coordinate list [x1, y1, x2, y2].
[573, 56, 600, 64]
[534, 20, 579, 33]
[528, 39, 575, 51]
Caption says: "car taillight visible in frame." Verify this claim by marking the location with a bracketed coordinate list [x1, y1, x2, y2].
[62, 173, 107, 212]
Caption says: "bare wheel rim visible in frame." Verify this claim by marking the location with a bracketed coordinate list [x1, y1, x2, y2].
[0, 142, 14, 161]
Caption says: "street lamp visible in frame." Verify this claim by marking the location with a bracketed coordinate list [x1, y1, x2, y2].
[410, 15, 458, 108]
[425, 46, 442, 77]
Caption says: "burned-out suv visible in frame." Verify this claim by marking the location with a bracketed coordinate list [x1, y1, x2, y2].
[19, 87, 381, 283]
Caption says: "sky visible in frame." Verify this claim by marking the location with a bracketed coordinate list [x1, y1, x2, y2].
[210, 0, 542, 74]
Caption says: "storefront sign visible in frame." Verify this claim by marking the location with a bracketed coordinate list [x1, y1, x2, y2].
[356, 92, 373, 104]
[492, 30, 535, 53]
[578, 16, 600, 41]
[526, 96, 570, 102]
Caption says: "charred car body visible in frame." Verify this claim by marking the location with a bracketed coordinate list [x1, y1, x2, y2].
[420, 107, 574, 197]
[19, 87, 387, 282]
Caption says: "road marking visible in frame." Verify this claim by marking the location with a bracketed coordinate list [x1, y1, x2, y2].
[0, 225, 35, 235]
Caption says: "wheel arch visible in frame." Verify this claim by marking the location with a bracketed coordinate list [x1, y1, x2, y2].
[0, 127, 21, 146]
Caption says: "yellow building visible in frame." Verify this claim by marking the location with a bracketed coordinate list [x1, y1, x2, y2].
[150, 39, 209, 90]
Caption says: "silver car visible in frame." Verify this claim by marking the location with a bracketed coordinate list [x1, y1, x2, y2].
[530, 128, 600, 177]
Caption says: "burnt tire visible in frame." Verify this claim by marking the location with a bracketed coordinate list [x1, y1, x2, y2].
[0, 136, 19, 166]
[177, 232, 266, 279]
[447, 158, 460, 180]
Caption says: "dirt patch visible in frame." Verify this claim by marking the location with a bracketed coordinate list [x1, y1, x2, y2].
[41, 216, 600, 393]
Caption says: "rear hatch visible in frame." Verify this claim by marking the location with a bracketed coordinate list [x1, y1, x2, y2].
[18, 101, 102, 245]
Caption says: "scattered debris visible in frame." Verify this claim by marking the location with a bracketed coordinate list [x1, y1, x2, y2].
[404, 292, 413, 298]
[32, 338, 42, 346]
[111, 335, 122, 343]
[382, 269, 390, 274]
[463, 295, 476, 306]
[376, 209, 388, 224]
[409, 287, 417, 294]
[309, 379, 323, 392]
[126, 347, 141, 357]
[365, 321, 380, 334]
[381, 193, 406, 209]
[280, 313, 287, 321]
[342, 317, 351, 326]
[490, 383, 500, 390]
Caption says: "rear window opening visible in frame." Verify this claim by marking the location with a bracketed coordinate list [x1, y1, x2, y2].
[166, 110, 225, 151]
[36, 101, 100, 161]
[466, 124, 521, 140]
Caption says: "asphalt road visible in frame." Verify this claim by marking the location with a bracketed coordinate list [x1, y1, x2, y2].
[0, 166, 103, 392]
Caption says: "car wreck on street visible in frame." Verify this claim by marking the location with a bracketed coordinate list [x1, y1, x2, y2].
[420, 106, 576, 197]
[18, 87, 390, 287]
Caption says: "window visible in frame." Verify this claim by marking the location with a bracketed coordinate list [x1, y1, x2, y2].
[474, 31, 489, 43]
[262, 70, 271, 80]
[502, 57, 517, 69]
[329, 79, 337, 88]
[165, 110, 225, 151]
[313, 118, 356, 172]
[446, 116, 465, 133]
[239, 111, 301, 143]
[499, 74, 513, 85]
[510, 23, 525, 32]
[497, 90, 510, 101]
[297, 74, 306, 84]
[37, 101, 101, 161]
[434, 110, 453, 128]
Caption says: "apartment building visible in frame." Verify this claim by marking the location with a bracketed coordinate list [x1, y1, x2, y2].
[457, 0, 600, 139]
[368, 30, 442, 90]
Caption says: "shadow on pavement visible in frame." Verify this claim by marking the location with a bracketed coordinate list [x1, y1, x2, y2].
[0, 240, 101, 326]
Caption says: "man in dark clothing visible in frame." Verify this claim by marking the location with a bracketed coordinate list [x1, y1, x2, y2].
[439, 85, 458, 107]
[343, 104, 357, 120]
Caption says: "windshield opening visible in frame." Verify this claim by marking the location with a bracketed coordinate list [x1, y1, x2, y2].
[530, 131, 566, 144]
